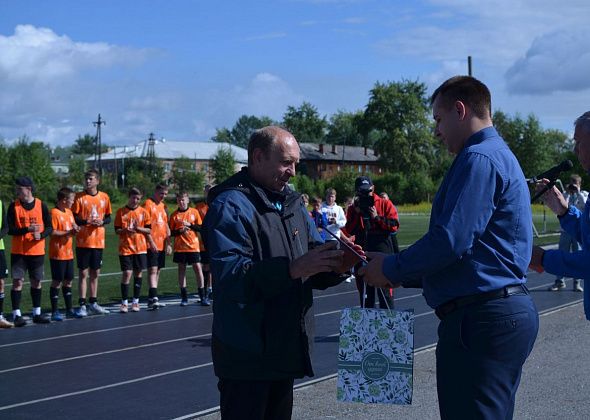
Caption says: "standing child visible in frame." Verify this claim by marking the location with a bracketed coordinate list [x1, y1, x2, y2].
[114, 188, 151, 313]
[49, 187, 80, 320]
[143, 183, 171, 309]
[169, 191, 209, 306]
[72, 169, 112, 316]
[310, 197, 329, 240]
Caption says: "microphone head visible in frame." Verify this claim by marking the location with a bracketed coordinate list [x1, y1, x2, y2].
[560, 160, 574, 171]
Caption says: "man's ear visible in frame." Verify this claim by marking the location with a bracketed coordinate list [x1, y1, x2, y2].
[454, 100, 467, 120]
[251, 148, 264, 165]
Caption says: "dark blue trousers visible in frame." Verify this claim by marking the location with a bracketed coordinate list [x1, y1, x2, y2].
[436, 293, 539, 420]
[218, 378, 294, 420]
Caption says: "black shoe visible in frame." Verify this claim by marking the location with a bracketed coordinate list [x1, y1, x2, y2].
[14, 316, 28, 327]
[32, 314, 51, 324]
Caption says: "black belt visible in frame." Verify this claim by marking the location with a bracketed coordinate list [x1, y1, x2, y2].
[434, 284, 528, 320]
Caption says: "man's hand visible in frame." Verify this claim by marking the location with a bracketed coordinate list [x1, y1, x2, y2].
[358, 252, 400, 288]
[334, 235, 365, 274]
[289, 242, 344, 280]
[536, 179, 568, 216]
[369, 206, 378, 219]
[529, 246, 545, 273]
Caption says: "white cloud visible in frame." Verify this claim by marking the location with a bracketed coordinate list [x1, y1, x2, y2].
[505, 30, 590, 94]
[0, 25, 150, 83]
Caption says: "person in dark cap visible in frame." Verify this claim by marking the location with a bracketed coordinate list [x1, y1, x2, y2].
[7, 176, 53, 326]
[344, 175, 399, 308]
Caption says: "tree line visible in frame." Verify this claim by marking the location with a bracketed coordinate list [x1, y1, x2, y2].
[0, 79, 582, 205]
[212, 79, 582, 203]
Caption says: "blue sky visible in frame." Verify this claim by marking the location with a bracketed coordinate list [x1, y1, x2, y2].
[1, 0, 589, 147]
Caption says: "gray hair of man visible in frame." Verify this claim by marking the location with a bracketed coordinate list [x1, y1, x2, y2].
[575, 111, 590, 133]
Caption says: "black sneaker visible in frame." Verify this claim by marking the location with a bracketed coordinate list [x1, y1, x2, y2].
[14, 316, 28, 327]
[32, 314, 51, 324]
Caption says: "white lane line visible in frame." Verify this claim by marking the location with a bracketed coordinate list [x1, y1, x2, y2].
[0, 332, 212, 374]
[0, 312, 212, 349]
[0, 361, 213, 412]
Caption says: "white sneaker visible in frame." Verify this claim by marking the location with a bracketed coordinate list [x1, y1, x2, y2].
[87, 302, 110, 315]
[345, 275, 355, 283]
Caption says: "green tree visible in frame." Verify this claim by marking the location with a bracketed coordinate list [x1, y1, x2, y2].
[171, 156, 205, 193]
[211, 147, 237, 184]
[494, 111, 566, 178]
[7, 136, 58, 203]
[362, 80, 435, 175]
[72, 134, 108, 155]
[231, 115, 275, 148]
[0, 140, 11, 203]
[212, 115, 275, 148]
[211, 127, 233, 143]
[67, 155, 87, 187]
[282, 102, 327, 143]
[325, 110, 364, 147]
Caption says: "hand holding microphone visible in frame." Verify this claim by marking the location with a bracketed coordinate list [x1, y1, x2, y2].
[529, 160, 573, 203]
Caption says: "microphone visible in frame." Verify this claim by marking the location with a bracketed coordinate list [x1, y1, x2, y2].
[527, 160, 573, 184]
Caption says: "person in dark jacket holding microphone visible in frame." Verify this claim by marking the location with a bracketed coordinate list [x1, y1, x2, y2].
[203, 126, 362, 420]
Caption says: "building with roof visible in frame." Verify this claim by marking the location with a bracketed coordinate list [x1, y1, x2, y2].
[297, 143, 384, 179]
[87, 139, 247, 185]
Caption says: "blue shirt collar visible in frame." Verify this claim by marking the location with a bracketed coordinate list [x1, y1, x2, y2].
[464, 126, 498, 149]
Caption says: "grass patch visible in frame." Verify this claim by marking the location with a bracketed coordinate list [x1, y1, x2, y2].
[2, 205, 560, 314]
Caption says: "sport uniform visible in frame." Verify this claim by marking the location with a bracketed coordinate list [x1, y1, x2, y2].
[49, 207, 77, 319]
[115, 205, 151, 312]
[169, 206, 208, 305]
[7, 198, 52, 326]
[144, 198, 168, 268]
[72, 191, 112, 269]
[72, 190, 112, 315]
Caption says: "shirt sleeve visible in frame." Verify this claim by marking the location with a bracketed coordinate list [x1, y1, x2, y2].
[40, 203, 53, 239]
[383, 153, 500, 285]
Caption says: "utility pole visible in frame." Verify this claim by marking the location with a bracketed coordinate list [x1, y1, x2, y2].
[467, 56, 473, 76]
[147, 132, 157, 180]
[93, 114, 106, 175]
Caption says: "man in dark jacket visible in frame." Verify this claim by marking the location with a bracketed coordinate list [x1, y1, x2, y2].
[204, 126, 361, 420]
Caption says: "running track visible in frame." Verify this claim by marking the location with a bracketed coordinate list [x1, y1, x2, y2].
[0, 270, 582, 419]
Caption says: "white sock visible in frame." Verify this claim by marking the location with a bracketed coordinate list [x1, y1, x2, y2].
[13, 309, 22, 317]
[33, 307, 41, 316]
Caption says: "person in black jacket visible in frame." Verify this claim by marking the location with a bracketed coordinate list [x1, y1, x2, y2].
[203, 126, 362, 420]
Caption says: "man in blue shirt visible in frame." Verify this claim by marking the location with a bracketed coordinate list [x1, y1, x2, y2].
[530, 111, 590, 320]
[360, 76, 539, 419]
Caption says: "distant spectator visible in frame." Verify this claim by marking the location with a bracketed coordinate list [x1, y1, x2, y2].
[310, 197, 329, 240]
[321, 188, 346, 242]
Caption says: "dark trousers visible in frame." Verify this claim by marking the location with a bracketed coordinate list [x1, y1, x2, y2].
[218, 378, 294, 420]
[435, 293, 539, 420]
[356, 233, 396, 309]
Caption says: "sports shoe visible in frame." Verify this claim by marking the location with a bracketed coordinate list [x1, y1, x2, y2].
[75, 305, 88, 317]
[200, 297, 211, 307]
[180, 299, 189, 307]
[0, 316, 14, 328]
[345, 275, 355, 283]
[66, 309, 82, 319]
[574, 281, 584, 292]
[13, 316, 27, 327]
[131, 302, 140, 312]
[87, 302, 110, 315]
[33, 314, 51, 324]
[207, 288, 213, 301]
[548, 281, 566, 291]
[148, 299, 166, 310]
[119, 303, 128, 313]
[51, 311, 64, 322]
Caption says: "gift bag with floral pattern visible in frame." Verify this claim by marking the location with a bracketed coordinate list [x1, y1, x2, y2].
[336, 307, 414, 404]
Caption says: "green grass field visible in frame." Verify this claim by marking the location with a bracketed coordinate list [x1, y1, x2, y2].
[2, 206, 560, 314]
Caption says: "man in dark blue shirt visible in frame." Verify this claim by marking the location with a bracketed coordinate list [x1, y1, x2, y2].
[360, 76, 539, 419]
